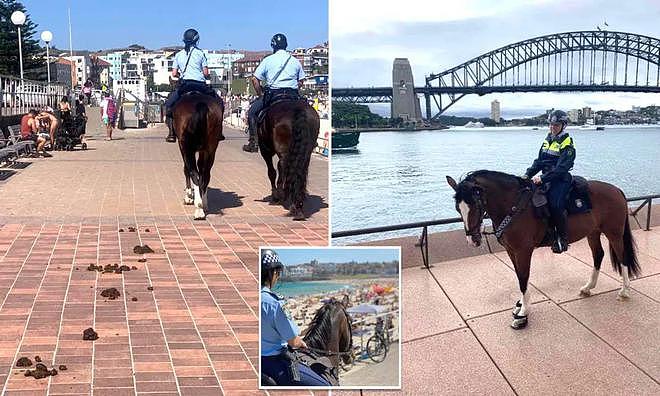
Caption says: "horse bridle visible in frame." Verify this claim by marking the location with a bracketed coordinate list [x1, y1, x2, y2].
[467, 184, 532, 241]
[306, 307, 354, 360]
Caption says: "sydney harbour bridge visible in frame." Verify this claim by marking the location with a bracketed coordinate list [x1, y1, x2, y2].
[332, 30, 660, 121]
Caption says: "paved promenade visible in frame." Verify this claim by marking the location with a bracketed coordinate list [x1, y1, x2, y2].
[338, 229, 660, 395]
[0, 121, 327, 395]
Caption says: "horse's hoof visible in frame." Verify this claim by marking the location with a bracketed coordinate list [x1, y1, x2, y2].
[579, 288, 592, 297]
[511, 314, 528, 330]
[193, 209, 206, 220]
[183, 197, 194, 205]
[512, 300, 522, 317]
[617, 290, 631, 300]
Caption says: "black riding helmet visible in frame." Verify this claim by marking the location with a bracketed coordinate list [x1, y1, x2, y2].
[271, 33, 288, 52]
[183, 28, 199, 45]
[261, 249, 284, 287]
[547, 109, 569, 126]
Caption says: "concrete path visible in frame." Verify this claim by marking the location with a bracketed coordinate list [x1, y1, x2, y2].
[0, 119, 328, 395]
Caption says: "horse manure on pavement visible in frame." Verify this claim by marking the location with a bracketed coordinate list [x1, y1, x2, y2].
[24, 363, 57, 379]
[83, 328, 99, 341]
[16, 357, 32, 367]
[133, 245, 154, 254]
[34, 356, 41, 363]
[131, 266, 138, 270]
[119, 228, 125, 232]
[137, 258, 146, 263]
[58, 365, 67, 371]
[147, 286, 154, 291]
[145, 228, 150, 232]
[128, 226, 136, 232]
[131, 297, 138, 302]
[100, 288, 120, 300]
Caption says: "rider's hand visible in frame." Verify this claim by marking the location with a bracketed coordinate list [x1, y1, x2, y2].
[299, 339, 308, 349]
[532, 175, 543, 185]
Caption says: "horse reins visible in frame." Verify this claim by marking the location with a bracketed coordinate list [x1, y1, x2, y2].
[473, 185, 533, 241]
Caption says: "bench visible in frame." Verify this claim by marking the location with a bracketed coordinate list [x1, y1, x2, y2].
[3, 125, 35, 156]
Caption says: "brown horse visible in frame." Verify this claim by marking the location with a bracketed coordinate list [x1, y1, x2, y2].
[258, 99, 319, 220]
[446, 170, 641, 329]
[302, 299, 353, 369]
[172, 92, 224, 220]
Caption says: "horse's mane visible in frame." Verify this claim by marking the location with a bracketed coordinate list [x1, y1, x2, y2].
[455, 170, 530, 203]
[302, 299, 350, 350]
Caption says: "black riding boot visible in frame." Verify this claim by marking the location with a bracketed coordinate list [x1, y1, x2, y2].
[551, 210, 569, 253]
[242, 119, 258, 152]
[165, 113, 176, 143]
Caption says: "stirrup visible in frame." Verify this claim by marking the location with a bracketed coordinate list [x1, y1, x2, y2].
[165, 134, 176, 143]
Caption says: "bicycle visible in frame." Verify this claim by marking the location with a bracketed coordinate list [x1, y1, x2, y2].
[366, 328, 390, 363]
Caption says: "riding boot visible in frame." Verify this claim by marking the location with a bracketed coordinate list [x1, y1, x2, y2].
[242, 120, 259, 152]
[551, 210, 569, 253]
[165, 113, 176, 143]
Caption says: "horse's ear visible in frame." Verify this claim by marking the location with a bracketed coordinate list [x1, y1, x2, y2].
[446, 176, 458, 191]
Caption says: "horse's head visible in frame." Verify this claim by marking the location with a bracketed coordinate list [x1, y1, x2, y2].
[447, 175, 486, 247]
[303, 299, 353, 366]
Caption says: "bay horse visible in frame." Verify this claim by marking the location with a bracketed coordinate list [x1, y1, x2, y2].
[172, 92, 224, 220]
[302, 299, 353, 371]
[446, 170, 641, 329]
[258, 99, 319, 220]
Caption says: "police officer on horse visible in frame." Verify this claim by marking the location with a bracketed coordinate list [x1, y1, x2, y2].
[523, 109, 576, 254]
[244, 33, 306, 152]
[165, 28, 224, 143]
[260, 249, 331, 386]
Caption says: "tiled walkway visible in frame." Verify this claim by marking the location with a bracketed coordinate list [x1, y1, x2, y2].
[0, 124, 328, 395]
[338, 229, 660, 395]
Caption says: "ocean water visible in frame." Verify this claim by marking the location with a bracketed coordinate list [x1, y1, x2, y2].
[274, 281, 353, 298]
[332, 126, 660, 243]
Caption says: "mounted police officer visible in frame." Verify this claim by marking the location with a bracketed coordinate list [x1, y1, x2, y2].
[243, 33, 306, 153]
[260, 249, 330, 386]
[165, 28, 224, 143]
[523, 109, 576, 254]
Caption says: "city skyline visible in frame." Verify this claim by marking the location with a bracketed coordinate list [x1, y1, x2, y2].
[22, 0, 327, 52]
[332, 0, 660, 117]
[268, 248, 400, 267]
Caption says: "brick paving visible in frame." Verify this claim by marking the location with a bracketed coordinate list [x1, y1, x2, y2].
[0, 123, 328, 395]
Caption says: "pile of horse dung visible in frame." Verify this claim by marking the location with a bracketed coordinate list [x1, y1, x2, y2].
[83, 328, 98, 341]
[100, 288, 120, 300]
[86, 263, 132, 274]
[15, 358, 62, 379]
[133, 245, 154, 254]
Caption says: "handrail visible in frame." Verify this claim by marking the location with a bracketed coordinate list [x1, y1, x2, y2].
[331, 193, 660, 270]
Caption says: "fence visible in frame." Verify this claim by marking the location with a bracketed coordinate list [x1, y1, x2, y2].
[332, 194, 660, 269]
[0, 75, 68, 116]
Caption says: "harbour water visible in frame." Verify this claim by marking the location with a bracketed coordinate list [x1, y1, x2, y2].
[332, 125, 660, 243]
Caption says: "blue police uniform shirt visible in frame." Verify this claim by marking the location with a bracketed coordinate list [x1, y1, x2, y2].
[261, 286, 299, 356]
[254, 49, 305, 89]
[172, 47, 207, 82]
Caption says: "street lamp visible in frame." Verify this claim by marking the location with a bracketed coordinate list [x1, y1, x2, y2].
[227, 43, 232, 95]
[41, 31, 53, 88]
[11, 11, 26, 80]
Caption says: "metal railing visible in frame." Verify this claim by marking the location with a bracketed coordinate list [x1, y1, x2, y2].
[0, 75, 68, 116]
[332, 194, 660, 270]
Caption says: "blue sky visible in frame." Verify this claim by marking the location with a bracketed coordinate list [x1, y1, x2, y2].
[269, 248, 400, 266]
[22, 0, 327, 51]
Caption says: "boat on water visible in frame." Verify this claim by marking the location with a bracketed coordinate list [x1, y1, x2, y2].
[464, 121, 485, 128]
[332, 130, 360, 149]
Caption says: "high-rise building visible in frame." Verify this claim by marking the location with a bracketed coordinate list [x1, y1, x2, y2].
[582, 106, 592, 119]
[568, 109, 580, 123]
[491, 100, 501, 122]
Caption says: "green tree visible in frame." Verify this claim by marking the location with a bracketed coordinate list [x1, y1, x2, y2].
[0, 0, 45, 79]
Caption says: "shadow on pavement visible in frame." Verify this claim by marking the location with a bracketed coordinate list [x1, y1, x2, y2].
[206, 188, 243, 214]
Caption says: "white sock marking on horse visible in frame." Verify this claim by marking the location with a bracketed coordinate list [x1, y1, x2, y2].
[580, 269, 600, 295]
[518, 292, 530, 317]
[618, 267, 631, 299]
[184, 188, 194, 205]
[192, 182, 203, 209]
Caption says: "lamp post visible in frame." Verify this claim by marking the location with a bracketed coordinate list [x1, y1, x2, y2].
[227, 43, 232, 95]
[41, 31, 53, 87]
[11, 11, 26, 80]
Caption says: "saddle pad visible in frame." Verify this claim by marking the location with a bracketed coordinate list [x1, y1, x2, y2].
[567, 176, 592, 214]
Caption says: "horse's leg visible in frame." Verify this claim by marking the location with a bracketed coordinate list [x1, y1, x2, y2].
[183, 147, 203, 219]
[276, 155, 287, 205]
[580, 232, 605, 296]
[603, 229, 631, 300]
[510, 248, 533, 329]
[179, 140, 194, 205]
[196, 148, 216, 219]
[260, 148, 278, 203]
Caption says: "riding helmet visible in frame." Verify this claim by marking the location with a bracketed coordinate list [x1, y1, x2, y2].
[261, 249, 284, 271]
[547, 109, 569, 125]
[183, 29, 200, 44]
[271, 33, 288, 51]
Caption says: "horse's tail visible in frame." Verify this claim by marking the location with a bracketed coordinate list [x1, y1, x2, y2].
[609, 189, 641, 277]
[186, 101, 209, 138]
[284, 107, 316, 204]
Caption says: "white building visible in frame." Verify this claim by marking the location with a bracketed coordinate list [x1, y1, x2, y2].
[490, 99, 501, 122]
[568, 109, 580, 123]
[113, 78, 146, 101]
[62, 55, 88, 87]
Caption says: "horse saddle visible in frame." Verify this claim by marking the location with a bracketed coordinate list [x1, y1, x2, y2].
[531, 175, 592, 218]
[257, 90, 305, 125]
[274, 347, 338, 386]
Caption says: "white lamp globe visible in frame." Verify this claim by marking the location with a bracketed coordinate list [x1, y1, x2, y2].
[11, 10, 26, 26]
[41, 31, 53, 43]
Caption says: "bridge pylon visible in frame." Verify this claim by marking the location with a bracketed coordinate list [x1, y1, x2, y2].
[392, 58, 422, 123]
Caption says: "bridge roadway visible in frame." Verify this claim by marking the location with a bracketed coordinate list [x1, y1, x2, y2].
[0, 113, 327, 395]
[336, 224, 660, 395]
